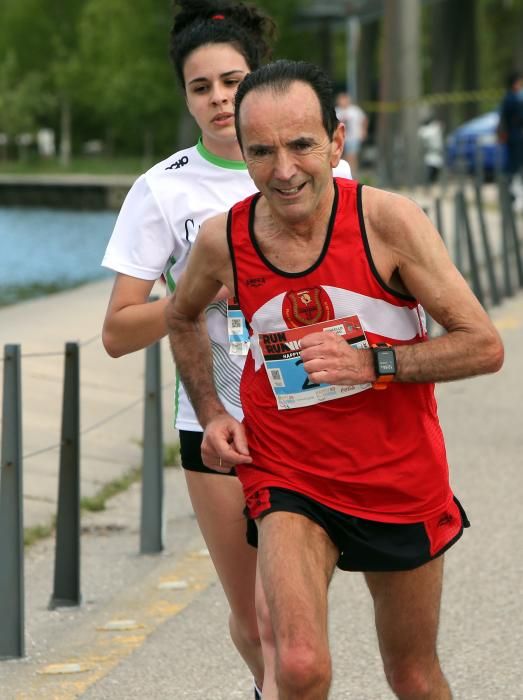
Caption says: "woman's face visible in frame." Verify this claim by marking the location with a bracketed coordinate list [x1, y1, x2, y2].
[184, 43, 250, 155]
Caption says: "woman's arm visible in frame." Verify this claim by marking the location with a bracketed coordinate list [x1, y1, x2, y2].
[102, 274, 168, 357]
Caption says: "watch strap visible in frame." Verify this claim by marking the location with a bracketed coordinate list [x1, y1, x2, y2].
[371, 343, 396, 390]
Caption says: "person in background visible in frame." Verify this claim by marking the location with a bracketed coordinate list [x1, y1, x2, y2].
[166, 59, 504, 699]
[335, 90, 368, 176]
[498, 70, 523, 211]
[418, 110, 444, 185]
[101, 4, 351, 698]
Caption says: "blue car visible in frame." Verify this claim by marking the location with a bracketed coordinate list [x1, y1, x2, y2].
[445, 111, 508, 176]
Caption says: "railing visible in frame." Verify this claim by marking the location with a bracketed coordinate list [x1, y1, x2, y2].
[422, 168, 523, 334]
[0, 320, 169, 659]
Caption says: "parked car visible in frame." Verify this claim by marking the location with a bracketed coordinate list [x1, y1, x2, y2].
[445, 111, 508, 177]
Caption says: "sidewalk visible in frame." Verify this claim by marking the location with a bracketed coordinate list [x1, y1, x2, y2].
[0, 278, 178, 530]
[0, 283, 521, 697]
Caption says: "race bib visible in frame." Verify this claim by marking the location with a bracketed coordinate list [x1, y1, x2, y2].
[227, 297, 250, 356]
[259, 315, 371, 410]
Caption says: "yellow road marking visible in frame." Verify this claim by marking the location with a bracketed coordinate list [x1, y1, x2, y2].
[16, 547, 216, 699]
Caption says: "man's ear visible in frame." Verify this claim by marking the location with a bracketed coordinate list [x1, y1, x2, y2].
[330, 122, 345, 167]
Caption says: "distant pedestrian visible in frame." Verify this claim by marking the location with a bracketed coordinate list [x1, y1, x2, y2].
[418, 112, 444, 184]
[497, 70, 523, 209]
[335, 90, 368, 175]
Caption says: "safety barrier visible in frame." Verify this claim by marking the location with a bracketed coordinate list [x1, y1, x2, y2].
[0, 315, 169, 658]
[428, 172, 523, 330]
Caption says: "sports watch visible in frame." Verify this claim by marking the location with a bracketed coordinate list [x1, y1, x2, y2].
[371, 343, 396, 390]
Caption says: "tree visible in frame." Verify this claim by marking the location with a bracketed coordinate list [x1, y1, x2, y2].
[0, 0, 86, 164]
[76, 0, 176, 158]
[0, 52, 54, 158]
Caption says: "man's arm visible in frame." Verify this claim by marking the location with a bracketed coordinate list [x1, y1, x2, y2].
[165, 214, 252, 466]
[165, 216, 223, 425]
[300, 188, 504, 386]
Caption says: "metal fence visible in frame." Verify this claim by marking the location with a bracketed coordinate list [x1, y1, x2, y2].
[0, 331, 167, 659]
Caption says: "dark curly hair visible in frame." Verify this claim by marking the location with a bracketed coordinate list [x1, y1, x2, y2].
[170, 0, 276, 89]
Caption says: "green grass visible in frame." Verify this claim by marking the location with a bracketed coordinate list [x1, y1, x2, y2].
[0, 280, 94, 308]
[0, 156, 153, 176]
[80, 466, 141, 512]
[24, 521, 55, 547]
[80, 442, 182, 515]
[22, 468, 139, 547]
[24, 456, 172, 547]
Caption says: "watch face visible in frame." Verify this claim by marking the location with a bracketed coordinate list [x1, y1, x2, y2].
[376, 349, 396, 375]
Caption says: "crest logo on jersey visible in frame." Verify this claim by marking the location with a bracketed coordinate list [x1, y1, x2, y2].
[282, 287, 334, 327]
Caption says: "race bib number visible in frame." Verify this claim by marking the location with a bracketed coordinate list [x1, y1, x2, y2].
[259, 315, 371, 410]
[227, 297, 250, 356]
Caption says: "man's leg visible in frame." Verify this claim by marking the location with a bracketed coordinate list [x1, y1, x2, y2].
[255, 561, 276, 699]
[257, 511, 339, 700]
[365, 556, 451, 700]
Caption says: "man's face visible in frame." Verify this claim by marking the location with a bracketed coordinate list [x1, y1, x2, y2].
[239, 81, 344, 225]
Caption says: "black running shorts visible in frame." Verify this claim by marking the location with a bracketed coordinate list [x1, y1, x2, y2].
[246, 487, 469, 572]
[179, 429, 236, 476]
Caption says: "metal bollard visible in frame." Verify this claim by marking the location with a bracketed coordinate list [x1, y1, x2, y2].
[453, 190, 464, 273]
[474, 182, 500, 306]
[458, 190, 485, 306]
[0, 345, 25, 659]
[49, 342, 81, 608]
[140, 335, 164, 555]
[499, 176, 514, 298]
[505, 188, 523, 288]
[434, 196, 445, 245]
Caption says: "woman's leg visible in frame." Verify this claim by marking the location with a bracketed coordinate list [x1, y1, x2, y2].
[184, 469, 263, 687]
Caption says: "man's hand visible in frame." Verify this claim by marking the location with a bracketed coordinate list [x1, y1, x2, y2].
[299, 332, 374, 386]
[201, 413, 253, 473]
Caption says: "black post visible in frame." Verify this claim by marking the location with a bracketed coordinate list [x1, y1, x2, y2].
[140, 336, 164, 555]
[499, 176, 514, 298]
[0, 345, 24, 658]
[458, 190, 485, 306]
[49, 342, 81, 608]
[473, 182, 500, 306]
[505, 193, 523, 288]
[453, 189, 464, 273]
[434, 196, 445, 244]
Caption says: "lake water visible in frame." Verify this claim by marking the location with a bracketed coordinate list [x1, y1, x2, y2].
[0, 207, 117, 305]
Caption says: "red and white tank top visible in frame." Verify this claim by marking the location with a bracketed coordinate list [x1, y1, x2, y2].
[227, 178, 453, 523]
